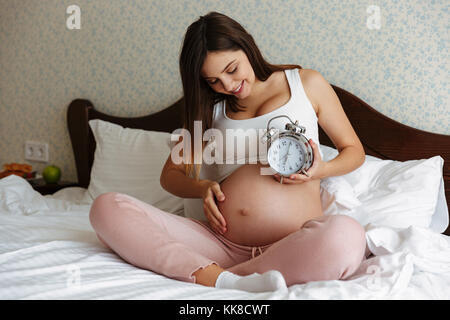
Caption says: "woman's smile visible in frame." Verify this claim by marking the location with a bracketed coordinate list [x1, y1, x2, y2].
[232, 80, 244, 95]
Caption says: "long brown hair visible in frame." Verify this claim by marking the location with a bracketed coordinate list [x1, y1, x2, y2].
[179, 11, 302, 179]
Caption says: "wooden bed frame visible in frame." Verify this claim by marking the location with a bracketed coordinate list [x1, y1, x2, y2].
[67, 84, 450, 235]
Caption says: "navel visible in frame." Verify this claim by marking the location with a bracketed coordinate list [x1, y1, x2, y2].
[239, 207, 250, 216]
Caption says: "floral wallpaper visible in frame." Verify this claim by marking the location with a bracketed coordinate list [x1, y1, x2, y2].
[0, 0, 448, 182]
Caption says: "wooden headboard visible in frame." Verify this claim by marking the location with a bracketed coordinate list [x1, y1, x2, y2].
[67, 84, 450, 234]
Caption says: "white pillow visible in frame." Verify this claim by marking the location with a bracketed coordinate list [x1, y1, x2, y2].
[320, 145, 445, 231]
[88, 119, 184, 215]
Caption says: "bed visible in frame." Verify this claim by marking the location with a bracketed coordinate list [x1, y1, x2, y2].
[0, 84, 449, 300]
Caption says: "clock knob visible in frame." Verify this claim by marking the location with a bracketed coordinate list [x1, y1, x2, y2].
[290, 121, 306, 134]
[285, 122, 305, 134]
[261, 128, 277, 143]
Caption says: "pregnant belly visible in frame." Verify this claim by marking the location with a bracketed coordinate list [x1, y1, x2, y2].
[217, 164, 323, 246]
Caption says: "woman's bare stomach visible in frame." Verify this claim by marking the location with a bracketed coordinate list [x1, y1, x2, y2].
[217, 163, 323, 246]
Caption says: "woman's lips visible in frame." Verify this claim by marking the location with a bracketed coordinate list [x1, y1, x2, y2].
[232, 81, 244, 95]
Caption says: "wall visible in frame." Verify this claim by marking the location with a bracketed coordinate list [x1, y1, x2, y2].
[0, 0, 448, 182]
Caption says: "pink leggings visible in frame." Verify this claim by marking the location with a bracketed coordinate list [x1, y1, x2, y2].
[89, 192, 367, 286]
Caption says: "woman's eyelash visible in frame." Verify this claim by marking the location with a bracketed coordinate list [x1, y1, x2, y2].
[207, 66, 238, 85]
[228, 67, 237, 74]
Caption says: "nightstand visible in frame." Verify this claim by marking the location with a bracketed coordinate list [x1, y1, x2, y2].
[29, 178, 79, 195]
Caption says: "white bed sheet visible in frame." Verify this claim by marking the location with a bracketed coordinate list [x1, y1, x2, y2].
[0, 175, 449, 300]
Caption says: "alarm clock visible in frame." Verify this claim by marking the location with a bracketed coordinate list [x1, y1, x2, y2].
[261, 115, 314, 184]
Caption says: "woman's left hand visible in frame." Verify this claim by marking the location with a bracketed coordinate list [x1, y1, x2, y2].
[273, 139, 325, 184]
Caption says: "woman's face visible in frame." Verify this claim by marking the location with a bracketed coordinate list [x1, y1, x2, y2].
[200, 49, 255, 100]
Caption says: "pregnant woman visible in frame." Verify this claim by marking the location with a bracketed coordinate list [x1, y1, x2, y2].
[89, 12, 367, 292]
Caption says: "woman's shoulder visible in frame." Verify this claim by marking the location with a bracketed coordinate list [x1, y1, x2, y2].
[297, 68, 324, 85]
[297, 68, 327, 113]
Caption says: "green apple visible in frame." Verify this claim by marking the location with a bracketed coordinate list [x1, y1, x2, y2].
[43, 165, 61, 184]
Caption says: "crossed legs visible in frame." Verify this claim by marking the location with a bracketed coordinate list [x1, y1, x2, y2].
[89, 192, 366, 287]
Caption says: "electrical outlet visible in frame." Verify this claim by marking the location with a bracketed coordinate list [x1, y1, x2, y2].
[24, 141, 49, 162]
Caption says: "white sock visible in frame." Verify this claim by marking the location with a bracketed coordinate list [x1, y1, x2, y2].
[215, 270, 287, 292]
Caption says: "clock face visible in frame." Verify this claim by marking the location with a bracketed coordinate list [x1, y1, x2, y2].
[268, 136, 306, 175]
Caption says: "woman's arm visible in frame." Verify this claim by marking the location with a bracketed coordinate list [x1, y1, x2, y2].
[160, 153, 227, 234]
[160, 155, 209, 198]
[273, 68, 365, 184]
[306, 69, 365, 179]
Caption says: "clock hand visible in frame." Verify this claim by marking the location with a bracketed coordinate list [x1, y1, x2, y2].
[280, 147, 289, 161]
[283, 142, 292, 165]
[279, 153, 288, 168]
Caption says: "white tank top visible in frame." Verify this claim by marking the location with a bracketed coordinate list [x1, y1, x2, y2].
[183, 68, 321, 220]
[202, 68, 320, 182]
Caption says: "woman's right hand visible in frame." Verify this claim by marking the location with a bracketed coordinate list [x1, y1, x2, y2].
[200, 180, 227, 235]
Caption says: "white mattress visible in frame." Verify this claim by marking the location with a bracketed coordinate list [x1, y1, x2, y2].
[0, 175, 449, 299]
